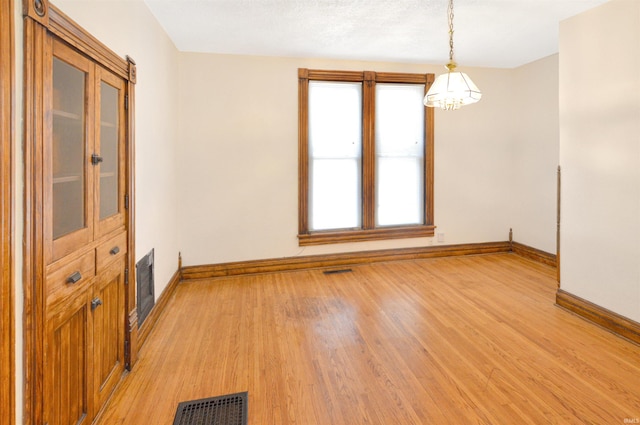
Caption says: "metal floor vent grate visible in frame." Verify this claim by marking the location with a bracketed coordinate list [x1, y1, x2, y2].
[173, 392, 248, 425]
[323, 268, 353, 275]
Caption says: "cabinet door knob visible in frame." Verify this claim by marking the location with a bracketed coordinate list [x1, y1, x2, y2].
[91, 153, 103, 165]
[109, 246, 120, 255]
[91, 298, 103, 311]
[66, 271, 82, 284]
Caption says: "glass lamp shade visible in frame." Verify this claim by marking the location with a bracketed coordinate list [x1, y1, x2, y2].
[424, 70, 482, 110]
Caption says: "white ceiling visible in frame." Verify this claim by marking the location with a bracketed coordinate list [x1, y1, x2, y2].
[143, 0, 609, 69]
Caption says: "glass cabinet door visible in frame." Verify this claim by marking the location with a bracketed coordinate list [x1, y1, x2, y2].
[52, 57, 86, 238]
[99, 80, 119, 220]
[46, 40, 95, 262]
[94, 66, 126, 238]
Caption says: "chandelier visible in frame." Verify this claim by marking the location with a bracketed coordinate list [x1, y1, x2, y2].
[424, 0, 482, 110]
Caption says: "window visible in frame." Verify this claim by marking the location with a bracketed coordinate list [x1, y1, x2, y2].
[298, 69, 435, 245]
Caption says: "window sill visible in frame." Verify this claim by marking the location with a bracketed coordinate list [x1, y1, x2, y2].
[298, 225, 436, 246]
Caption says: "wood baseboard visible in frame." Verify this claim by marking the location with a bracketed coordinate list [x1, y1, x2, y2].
[181, 241, 512, 281]
[556, 289, 640, 346]
[511, 241, 557, 268]
[138, 268, 181, 349]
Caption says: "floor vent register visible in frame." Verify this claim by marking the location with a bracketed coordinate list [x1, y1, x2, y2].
[173, 392, 248, 425]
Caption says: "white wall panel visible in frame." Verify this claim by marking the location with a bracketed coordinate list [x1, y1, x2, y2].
[176, 54, 517, 265]
[559, 0, 640, 322]
[511, 54, 560, 254]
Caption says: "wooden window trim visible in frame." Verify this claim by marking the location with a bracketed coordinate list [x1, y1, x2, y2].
[298, 68, 435, 246]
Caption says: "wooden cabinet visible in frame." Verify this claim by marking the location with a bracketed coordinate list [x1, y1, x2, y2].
[44, 282, 93, 425]
[93, 235, 127, 409]
[43, 247, 128, 424]
[23, 2, 137, 425]
[42, 38, 129, 425]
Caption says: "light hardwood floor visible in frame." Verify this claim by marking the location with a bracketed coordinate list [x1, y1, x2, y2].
[96, 253, 640, 424]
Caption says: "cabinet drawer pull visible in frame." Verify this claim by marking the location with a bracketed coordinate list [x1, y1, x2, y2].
[109, 246, 120, 255]
[91, 297, 103, 311]
[67, 271, 82, 284]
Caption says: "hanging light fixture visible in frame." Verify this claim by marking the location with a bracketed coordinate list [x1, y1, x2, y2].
[424, 0, 482, 110]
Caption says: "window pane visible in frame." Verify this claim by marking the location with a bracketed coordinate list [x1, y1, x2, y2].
[309, 82, 362, 159]
[308, 81, 362, 231]
[310, 159, 361, 230]
[377, 158, 423, 225]
[375, 84, 424, 226]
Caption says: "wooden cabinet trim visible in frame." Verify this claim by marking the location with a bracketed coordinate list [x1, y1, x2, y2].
[124, 55, 137, 370]
[22, 16, 46, 425]
[46, 250, 96, 308]
[48, 5, 129, 79]
[96, 231, 127, 272]
[1, 0, 15, 422]
[92, 258, 126, 407]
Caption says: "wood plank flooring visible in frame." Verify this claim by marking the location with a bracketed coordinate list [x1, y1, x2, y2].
[95, 253, 640, 424]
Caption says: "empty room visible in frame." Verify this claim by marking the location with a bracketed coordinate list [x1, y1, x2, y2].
[2, 0, 640, 424]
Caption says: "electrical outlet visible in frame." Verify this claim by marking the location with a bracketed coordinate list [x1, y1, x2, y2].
[437, 233, 445, 243]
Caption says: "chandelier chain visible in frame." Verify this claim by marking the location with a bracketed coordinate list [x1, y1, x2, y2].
[448, 0, 455, 62]
[424, 0, 482, 110]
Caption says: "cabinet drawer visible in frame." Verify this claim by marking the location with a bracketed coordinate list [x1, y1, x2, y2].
[96, 232, 127, 272]
[46, 250, 95, 304]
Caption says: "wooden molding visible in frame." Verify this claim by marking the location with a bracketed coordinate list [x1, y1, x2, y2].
[180, 239, 556, 282]
[556, 289, 640, 346]
[304, 69, 365, 82]
[48, 5, 129, 79]
[511, 241, 557, 268]
[375, 72, 431, 84]
[23, 0, 49, 26]
[125, 54, 137, 370]
[297, 69, 308, 235]
[22, 14, 46, 425]
[127, 309, 139, 369]
[1, 0, 15, 422]
[299, 226, 436, 246]
[138, 269, 181, 350]
[182, 242, 511, 281]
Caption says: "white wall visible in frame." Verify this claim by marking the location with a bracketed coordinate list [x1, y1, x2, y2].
[510, 54, 560, 253]
[177, 53, 521, 266]
[559, 0, 640, 322]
